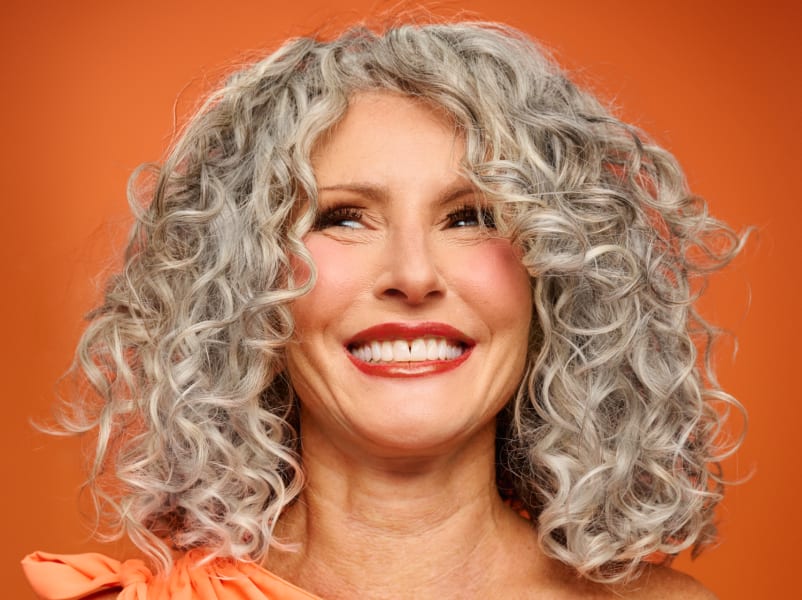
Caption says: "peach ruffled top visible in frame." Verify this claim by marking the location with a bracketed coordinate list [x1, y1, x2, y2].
[22, 551, 322, 600]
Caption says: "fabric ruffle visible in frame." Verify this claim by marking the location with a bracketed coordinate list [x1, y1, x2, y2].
[21, 551, 320, 600]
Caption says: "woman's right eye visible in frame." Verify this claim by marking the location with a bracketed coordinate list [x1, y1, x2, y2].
[313, 206, 365, 230]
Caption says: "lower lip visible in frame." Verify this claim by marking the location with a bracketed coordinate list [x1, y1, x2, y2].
[346, 347, 472, 378]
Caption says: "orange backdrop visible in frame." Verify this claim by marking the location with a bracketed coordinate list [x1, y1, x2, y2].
[2, 0, 799, 596]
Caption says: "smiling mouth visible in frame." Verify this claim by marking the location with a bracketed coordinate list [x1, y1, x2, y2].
[344, 322, 474, 377]
[348, 337, 467, 363]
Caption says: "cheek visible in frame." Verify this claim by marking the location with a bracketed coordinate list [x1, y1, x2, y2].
[290, 235, 368, 331]
[450, 239, 532, 319]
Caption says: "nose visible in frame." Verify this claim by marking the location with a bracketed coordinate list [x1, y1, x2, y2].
[374, 224, 446, 305]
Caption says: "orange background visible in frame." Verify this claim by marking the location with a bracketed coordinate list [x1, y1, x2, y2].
[2, 0, 799, 596]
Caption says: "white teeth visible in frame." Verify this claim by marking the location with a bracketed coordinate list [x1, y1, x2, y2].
[426, 338, 439, 360]
[350, 337, 465, 363]
[392, 340, 411, 361]
[410, 339, 427, 361]
[370, 340, 381, 361]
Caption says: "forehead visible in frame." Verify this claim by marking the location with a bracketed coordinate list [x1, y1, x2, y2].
[311, 92, 465, 181]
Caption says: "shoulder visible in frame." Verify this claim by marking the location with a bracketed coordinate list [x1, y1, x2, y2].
[614, 565, 717, 600]
[532, 555, 715, 600]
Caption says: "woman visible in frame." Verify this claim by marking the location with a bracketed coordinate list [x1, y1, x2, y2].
[23, 20, 743, 599]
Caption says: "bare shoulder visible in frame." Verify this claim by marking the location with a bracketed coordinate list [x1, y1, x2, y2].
[529, 555, 715, 600]
[613, 565, 717, 600]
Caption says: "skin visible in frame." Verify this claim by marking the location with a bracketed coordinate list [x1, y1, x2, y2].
[265, 92, 715, 600]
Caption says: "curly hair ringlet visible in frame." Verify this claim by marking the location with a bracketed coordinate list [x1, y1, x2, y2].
[55, 20, 747, 584]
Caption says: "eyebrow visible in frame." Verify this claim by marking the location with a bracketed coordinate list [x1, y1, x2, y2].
[317, 181, 478, 206]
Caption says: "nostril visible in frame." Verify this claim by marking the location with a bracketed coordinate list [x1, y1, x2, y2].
[380, 286, 445, 303]
[374, 241, 447, 303]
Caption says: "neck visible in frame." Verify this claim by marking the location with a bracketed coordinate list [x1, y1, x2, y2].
[265, 422, 543, 599]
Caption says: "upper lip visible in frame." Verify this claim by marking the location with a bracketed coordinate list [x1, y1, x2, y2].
[345, 322, 475, 346]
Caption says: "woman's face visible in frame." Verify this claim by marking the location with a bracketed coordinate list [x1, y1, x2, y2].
[287, 92, 532, 460]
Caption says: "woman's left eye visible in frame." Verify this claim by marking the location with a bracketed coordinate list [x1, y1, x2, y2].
[446, 206, 496, 229]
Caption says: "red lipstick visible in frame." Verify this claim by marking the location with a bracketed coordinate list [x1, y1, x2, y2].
[347, 322, 474, 345]
[345, 322, 474, 379]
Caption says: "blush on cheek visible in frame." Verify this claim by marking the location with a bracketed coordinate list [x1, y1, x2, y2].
[291, 234, 372, 333]
[302, 235, 360, 292]
[457, 239, 532, 304]
[290, 235, 348, 290]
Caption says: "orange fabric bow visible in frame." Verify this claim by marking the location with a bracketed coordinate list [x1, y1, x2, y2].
[21, 551, 320, 600]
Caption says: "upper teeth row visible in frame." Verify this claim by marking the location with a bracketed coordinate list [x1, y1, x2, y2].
[350, 338, 464, 363]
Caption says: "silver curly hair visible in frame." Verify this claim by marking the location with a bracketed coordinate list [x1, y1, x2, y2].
[60, 21, 745, 584]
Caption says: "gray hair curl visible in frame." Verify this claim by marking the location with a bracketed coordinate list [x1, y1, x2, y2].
[62, 21, 745, 584]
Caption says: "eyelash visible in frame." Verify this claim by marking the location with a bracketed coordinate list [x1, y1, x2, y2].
[446, 205, 496, 229]
[313, 206, 364, 230]
[313, 204, 496, 230]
